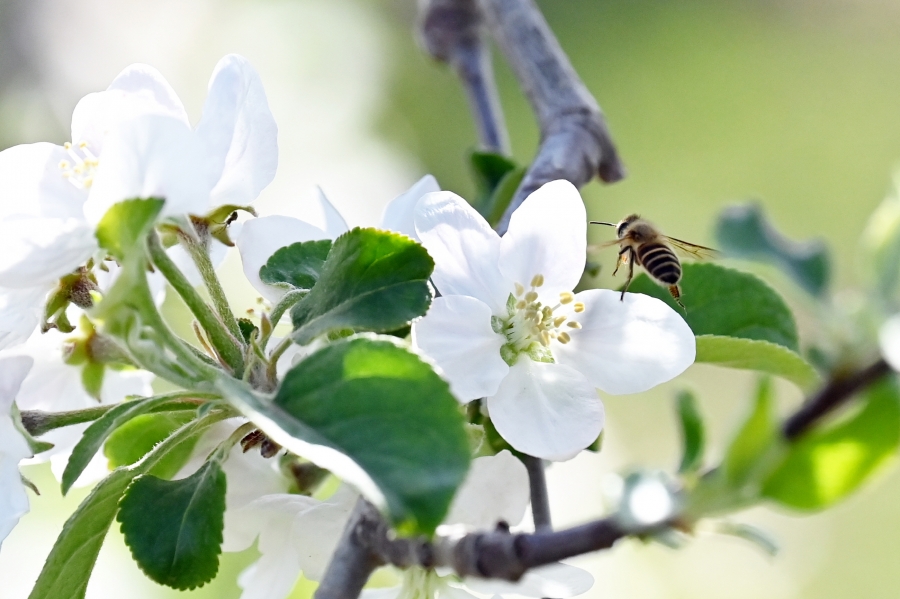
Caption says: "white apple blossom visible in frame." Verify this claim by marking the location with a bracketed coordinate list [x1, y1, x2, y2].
[412, 180, 696, 461]
[879, 314, 900, 370]
[235, 175, 439, 303]
[363, 450, 593, 599]
[0, 54, 277, 348]
[0, 355, 34, 547]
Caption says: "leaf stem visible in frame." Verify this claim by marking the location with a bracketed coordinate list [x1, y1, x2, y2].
[262, 289, 308, 348]
[147, 232, 245, 376]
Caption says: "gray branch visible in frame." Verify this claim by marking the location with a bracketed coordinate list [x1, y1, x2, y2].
[313, 499, 386, 599]
[420, 0, 510, 153]
[523, 454, 552, 531]
[479, 0, 626, 233]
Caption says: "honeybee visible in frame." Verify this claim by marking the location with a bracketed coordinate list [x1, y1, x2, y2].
[590, 214, 717, 308]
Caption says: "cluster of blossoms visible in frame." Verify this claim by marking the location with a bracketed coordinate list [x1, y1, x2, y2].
[0, 54, 695, 598]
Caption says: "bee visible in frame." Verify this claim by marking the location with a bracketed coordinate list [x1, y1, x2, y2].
[590, 214, 717, 308]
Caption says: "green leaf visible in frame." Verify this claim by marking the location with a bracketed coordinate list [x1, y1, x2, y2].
[104, 412, 198, 479]
[696, 335, 821, 390]
[290, 228, 434, 345]
[676, 390, 705, 474]
[118, 460, 226, 590]
[724, 377, 778, 486]
[62, 395, 184, 495]
[470, 151, 517, 206]
[95, 198, 164, 261]
[715, 202, 830, 297]
[218, 336, 470, 535]
[259, 239, 333, 290]
[626, 263, 799, 351]
[28, 411, 228, 599]
[762, 378, 900, 510]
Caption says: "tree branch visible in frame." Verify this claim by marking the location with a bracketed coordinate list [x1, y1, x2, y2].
[523, 454, 552, 531]
[477, 0, 625, 233]
[419, 0, 510, 153]
[782, 357, 892, 440]
[313, 499, 386, 599]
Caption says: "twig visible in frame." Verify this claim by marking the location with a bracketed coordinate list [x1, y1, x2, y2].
[523, 454, 552, 531]
[479, 0, 625, 233]
[782, 358, 892, 440]
[313, 499, 386, 599]
[420, 0, 510, 153]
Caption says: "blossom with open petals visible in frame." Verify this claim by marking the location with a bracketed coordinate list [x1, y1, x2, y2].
[0, 54, 276, 348]
[0, 355, 35, 546]
[236, 175, 439, 302]
[412, 180, 696, 461]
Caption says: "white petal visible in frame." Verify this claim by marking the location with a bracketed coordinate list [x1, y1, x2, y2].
[880, 314, 900, 371]
[488, 360, 604, 461]
[555, 290, 695, 395]
[0, 356, 34, 410]
[415, 191, 510, 313]
[464, 562, 594, 598]
[413, 296, 508, 402]
[71, 63, 189, 154]
[291, 486, 358, 581]
[0, 216, 95, 288]
[0, 286, 48, 350]
[380, 175, 440, 241]
[85, 115, 214, 225]
[360, 587, 402, 599]
[315, 187, 350, 240]
[0, 143, 87, 219]
[167, 239, 230, 287]
[443, 451, 529, 529]
[499, 180, 587, 299]
[0, 356, 34, 546]
[197, 55, 278, 206]
[235, 215, 329, 302]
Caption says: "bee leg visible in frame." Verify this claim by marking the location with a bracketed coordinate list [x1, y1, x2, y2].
[620, 248, 635, 301]
[668, 284, 686, 310]
[612, 246, 629, 276]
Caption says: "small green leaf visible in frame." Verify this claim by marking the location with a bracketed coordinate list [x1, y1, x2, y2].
[676, 390, 705, 474]
[219, 336, 470, 535]
[95, 198, 164, 261]
[237, 318, 259, 343]
[724, 378, 778, 486]
[104, 412, 198, 479]
[467, 151, 524, 228]
[715, 202, 830, 297]
[28, 411, 228, 599]
[696, 335, 821, 390]
[62, 394, 182, 495]
[259, 239, 333, 290]
[80, 362, 105, 400]
[762, 378, 900, 510]
[118, 461, 226, 590]
[626, 263, 799, 351]
[290, 228, 434, 345]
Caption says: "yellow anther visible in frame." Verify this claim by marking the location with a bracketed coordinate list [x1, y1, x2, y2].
[567, 321, 582, 329]
[573, 302, 585, 313]
[83, 176, 93, 188]
[525, 291, 538, 303]
[78, 141, 88, 149]
[63, 142, 72, 150]
[560, 291, 575, 304]
[530, 274, 544, 288]
[554, 316, 567, 327]
[558, 332, 571, 344]
[516, 300, 526, 310]
[515, 282, 525, 297]
[59, 160, 70, 169]
[540, 331, 551, 346]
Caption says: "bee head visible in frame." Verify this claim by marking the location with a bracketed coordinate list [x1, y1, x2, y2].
[617, 214, 641, 238]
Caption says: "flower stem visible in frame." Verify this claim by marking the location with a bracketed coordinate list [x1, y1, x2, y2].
[262, 289, 308, 348]
[19, 392, 219, 437]
[179, 230, 245, 345]
[147, 232, 245, 376]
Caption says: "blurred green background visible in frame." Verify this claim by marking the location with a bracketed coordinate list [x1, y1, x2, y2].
[3, 0, 900, 597]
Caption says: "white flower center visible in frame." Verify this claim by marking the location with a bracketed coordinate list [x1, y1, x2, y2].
[58, 141, 99, 190]
[493, 273, 584, 365]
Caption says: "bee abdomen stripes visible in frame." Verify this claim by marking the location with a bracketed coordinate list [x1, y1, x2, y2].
[636, 243, 681, 284]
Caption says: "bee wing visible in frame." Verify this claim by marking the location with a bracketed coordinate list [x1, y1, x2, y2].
[664, 236, 719, 260]
[587, 239, 623, 252]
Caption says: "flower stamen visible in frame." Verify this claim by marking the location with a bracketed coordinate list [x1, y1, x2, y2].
[59, 141, 99, 190]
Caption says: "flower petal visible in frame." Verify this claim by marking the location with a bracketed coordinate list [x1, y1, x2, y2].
[0, 356, 34, 546]
[315, 187, 350, 239]
[413, 295, 508, 402]
[380, 175, 440, 241]
[415, 191, 509, 313]
[235, 215, 329, 302]
[0, 356, 34, 410]
[488, 360, 604, 461]
[555, 289, 695, 395]
[0, 143, 87, 219]
[499, 180, 587, 299]
[291, 486, 358, 581]
[0, 286, 49, 350]
[85, 114, 215, 224]
[0, 216, 95, 288]
[464, 562, 594, 598]
[442, 451, 529, 529]
[880, 314, 900, 371]
[197, 55, 278, 206]
[71, 63, 189, 154]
